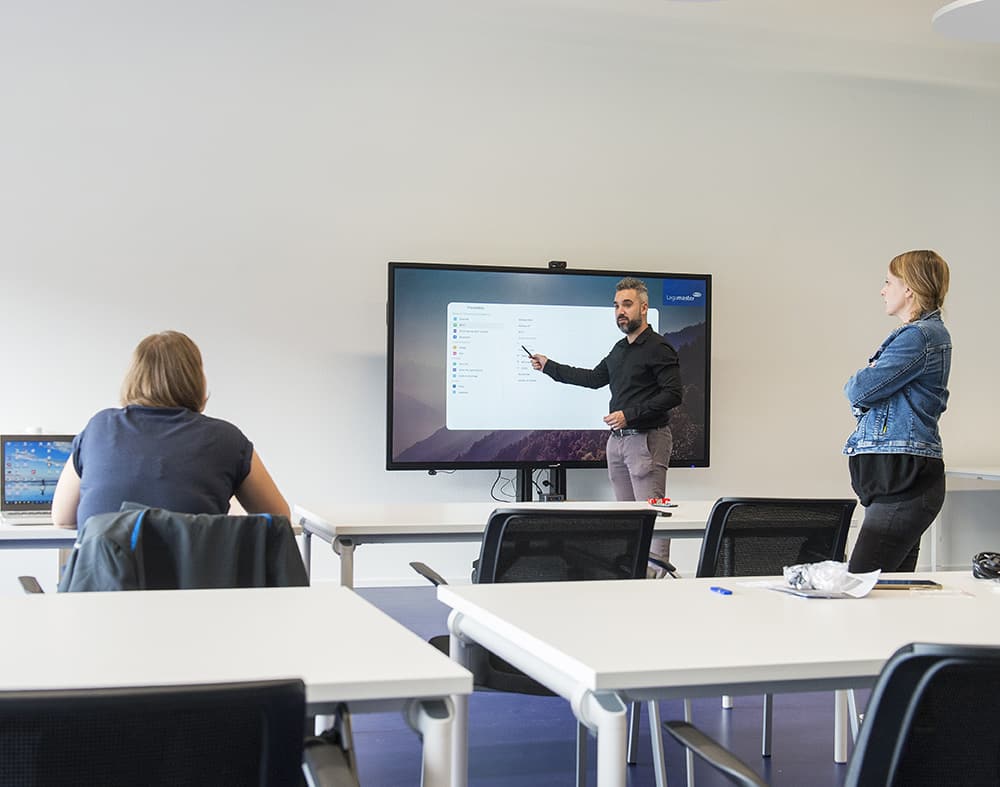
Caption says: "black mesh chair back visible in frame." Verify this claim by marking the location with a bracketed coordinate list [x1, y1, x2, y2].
[0, 679, 306, 787]
[474, 508, 656, 584]
[847, 643, 1000, 787]
[428, 507, 655, 696]
[696, 497, 856, 579]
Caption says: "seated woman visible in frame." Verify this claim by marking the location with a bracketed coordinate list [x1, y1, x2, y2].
[52, 331, 289, 529]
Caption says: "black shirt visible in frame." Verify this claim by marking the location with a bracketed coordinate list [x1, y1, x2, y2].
[848, 454, 944, 507]
[542, 325, 682, 429]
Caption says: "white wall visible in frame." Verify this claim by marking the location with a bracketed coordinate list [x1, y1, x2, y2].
[3, 1, 999, 585]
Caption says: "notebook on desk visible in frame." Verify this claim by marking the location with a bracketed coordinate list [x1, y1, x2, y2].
[1, 434, 74, 525]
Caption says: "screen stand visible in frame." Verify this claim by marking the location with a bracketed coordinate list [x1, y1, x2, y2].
[515, 469, 533, 502]
[515, 467, 567, 502]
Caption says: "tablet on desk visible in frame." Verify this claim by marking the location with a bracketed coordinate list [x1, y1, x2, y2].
[874, 579, 943, 590]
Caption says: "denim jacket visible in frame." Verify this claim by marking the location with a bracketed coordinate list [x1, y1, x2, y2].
[843, 311, 951, 458]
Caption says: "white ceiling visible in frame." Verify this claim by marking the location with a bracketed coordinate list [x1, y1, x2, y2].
[540, 0, 966, 42]
[512, 0, 1000, 88]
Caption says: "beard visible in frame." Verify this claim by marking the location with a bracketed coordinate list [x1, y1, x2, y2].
[617, 316, 642, 334]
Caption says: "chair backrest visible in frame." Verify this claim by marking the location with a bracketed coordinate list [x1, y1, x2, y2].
[58, 507, 308, 591]
[696, 497, 856, 578]
[474, 507, 656, 584]
[0, 679, 306, 787]
[846, 642, 1000, 787]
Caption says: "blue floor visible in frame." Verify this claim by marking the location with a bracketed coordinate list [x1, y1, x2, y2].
[353, 586, 856, 786]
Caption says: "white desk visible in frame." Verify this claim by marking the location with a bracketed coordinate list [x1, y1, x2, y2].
[438, 571, 999, 787]
[926, 466, 1000, 570]
[0, 520, 303, 557]
[0, 517, 305, 552]
[946, 467, 1000, 482]
[294, 500, 717, 587]
[0, 584, 472, 786]
[0, 522, 77, 550]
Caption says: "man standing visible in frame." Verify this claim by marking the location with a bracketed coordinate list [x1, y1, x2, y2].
[529, 277, 682, 570]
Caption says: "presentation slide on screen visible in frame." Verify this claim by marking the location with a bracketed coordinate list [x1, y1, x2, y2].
[445, 303, 658, 430]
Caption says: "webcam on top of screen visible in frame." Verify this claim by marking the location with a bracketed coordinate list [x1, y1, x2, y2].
[547, 260, 567, 270]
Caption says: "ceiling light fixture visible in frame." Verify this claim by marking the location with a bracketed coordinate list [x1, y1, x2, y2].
[933, 0, 1000, 42]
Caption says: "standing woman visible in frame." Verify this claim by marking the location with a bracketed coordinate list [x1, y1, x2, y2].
[844, 250, 951, 573]
[52, 331, 289, 529]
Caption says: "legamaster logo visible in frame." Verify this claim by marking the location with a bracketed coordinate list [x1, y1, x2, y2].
[664, 291, 703, 302]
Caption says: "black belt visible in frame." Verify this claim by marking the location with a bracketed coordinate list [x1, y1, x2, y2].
[611, 428, 644, 437]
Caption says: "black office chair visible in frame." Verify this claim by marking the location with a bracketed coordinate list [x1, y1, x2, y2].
[686, 497, 857, 758]
[696, 497, 855, 582]
[411, 506, 657, 787]
[664, 642, 1000, 787]
[0, 678, 357, 787]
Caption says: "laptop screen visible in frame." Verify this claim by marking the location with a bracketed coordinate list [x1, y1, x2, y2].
[1, 435, 75, 512]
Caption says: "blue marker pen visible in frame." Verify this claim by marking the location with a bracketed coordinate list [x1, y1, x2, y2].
[710, 586, 732, 596]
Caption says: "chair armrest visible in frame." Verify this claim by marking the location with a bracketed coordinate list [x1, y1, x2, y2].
[662, 721, 768, 787]
[18, 576, 45, 594]
[409, 561, 449, 586]
[647, 557, 679, 579]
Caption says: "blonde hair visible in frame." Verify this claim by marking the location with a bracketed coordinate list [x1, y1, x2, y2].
[889, 250, 950, 320]
[120, 331, 207, 411]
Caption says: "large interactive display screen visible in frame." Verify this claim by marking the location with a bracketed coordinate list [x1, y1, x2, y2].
[387, 262, 711, 470]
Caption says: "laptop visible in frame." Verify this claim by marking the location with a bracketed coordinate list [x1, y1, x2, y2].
[1, 434, 75, 525]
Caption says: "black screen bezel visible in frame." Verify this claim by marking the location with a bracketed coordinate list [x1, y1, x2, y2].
[385, 261, 711, 471]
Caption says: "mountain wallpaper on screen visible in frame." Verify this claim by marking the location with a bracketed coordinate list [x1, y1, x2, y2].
[394, 320, 707, 465]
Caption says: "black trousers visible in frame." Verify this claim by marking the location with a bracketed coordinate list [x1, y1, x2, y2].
[847, 475, 946, 573]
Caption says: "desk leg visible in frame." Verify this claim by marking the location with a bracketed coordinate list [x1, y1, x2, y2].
[834, 690, 848, 763]
[587, 692, 628, 787]
[684, 698, 695, 787]
[406, 698, 455, 787]
[847, 688, 860, 741]
[576, 722, 588, 787]
[333, 537, 355, 588]
[447, 611, 626, 786]
[448, 615, 472, 787]
[57, 547, 73, 583]
[647, 700, 666, 787]
[929, 510, 942, 572]
[301, 529, 312, 579]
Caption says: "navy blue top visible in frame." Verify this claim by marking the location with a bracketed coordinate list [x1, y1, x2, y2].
[72, 406, 253, 528]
